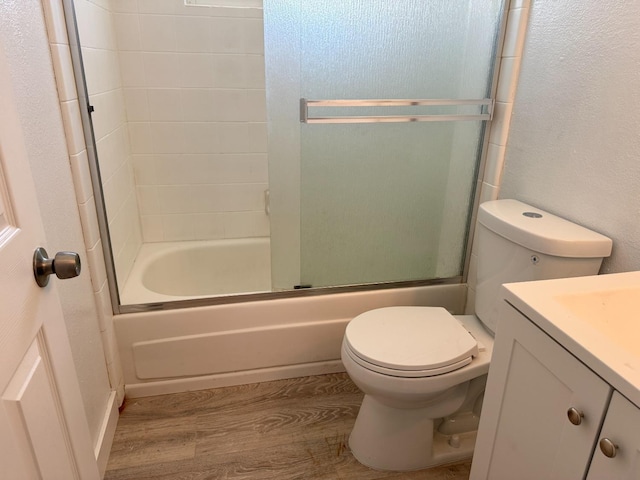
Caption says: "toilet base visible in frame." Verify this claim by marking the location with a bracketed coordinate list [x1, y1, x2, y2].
[349, 395, 476, 471]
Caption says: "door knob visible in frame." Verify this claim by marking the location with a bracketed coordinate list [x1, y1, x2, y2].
[33, 247, 81, 287]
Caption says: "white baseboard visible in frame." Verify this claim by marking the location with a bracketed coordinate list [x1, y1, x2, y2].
[124, 360, 346, 399]
[94, 391, 119, 478]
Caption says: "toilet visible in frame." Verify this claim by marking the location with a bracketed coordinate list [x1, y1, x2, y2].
[341, 199, 613, 471]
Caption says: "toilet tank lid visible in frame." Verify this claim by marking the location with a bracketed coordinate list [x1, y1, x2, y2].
[478, 200, 612, 258]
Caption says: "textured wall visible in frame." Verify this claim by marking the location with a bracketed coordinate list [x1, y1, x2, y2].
[500, 0, 640, 273]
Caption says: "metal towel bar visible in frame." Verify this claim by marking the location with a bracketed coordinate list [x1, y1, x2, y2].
[300, 98, 494, 124]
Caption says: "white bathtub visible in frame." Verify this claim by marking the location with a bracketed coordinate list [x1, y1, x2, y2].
[115, 280, 468, 398]
[120, 238, 271, 305]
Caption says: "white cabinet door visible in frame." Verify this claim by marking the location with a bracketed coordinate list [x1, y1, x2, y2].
[470, 302, 612, 480]
[587, 392, 640, 480]
[0, 33, 100, 479]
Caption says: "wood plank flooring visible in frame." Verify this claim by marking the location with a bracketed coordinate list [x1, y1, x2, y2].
[104, 373, 471, 480]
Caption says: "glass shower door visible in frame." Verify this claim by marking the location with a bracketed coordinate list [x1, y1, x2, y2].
[265, 0, 506, 290]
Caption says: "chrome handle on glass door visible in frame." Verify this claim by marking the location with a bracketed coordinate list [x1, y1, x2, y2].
[300, 98, 494, 124]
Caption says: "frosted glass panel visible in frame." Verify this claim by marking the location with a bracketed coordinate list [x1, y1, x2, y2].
[265, 0, 505, 289]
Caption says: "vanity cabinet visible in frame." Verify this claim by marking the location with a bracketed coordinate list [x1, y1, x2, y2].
[587, 391, 640, 479]
[470, 302, 612, 480]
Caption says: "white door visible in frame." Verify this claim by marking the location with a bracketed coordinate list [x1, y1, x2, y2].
[0, 40, 100, 479]
[587, 392, 640, 479]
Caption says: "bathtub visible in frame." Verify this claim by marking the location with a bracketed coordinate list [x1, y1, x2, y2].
[120, 238, 271, 305]
[115, 279, 468, 398]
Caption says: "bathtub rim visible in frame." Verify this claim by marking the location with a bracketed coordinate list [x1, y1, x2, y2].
[119, 275, 464, 314]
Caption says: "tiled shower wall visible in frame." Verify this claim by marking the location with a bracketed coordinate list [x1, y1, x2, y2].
[75, 0, 143, 286]
[111, 0, 270, 242]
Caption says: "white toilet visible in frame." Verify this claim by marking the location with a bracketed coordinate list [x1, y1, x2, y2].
[341, 199, 612, 471]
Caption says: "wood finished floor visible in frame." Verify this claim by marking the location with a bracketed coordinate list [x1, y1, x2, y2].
[104, 373, 471, 480]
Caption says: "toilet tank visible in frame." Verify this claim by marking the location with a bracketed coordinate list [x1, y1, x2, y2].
[475, 199, 612, 334]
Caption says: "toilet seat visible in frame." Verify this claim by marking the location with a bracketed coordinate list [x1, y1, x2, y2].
[344, 307, 479, 378]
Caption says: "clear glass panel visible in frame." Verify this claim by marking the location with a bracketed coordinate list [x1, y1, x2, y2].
[266, 0, 505, 289]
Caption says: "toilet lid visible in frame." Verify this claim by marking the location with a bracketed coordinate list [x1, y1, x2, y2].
[345, 307, 479, 373]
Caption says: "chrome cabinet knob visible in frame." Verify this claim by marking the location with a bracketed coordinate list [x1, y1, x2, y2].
[33, 247, 81, 287]
[599, 438, 618, 458]
[567, 407, 584, 426]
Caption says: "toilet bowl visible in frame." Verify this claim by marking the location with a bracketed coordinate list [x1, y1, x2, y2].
[342, 308, 493, 471]
[342, 199, 613, 471]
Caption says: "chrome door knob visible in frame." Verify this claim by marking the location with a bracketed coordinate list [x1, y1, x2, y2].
[33, 247, 81, 287]
[599, 438, 618, 458]
[567, 407, 584, 426]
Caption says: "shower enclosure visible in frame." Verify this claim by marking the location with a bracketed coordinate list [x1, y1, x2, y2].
[67, 0, 507, 312]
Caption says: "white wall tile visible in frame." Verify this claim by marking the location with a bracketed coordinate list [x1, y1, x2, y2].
[210, 89, 247, 121]
[132, 154, 158, 185]
[137, 0, 181, 15]
[484, 143, 506, 186]
[247, 122, 268, 152]
[113, 13, 141, 51]
[245, 89, 267, 121]
[244, 55, 265, 89]
[94, 281, 113, 332]
[140, 215, 164, 241]
[180, 54, 215, 87]
[182, 123, 219, 154]
[488, 101, 513, 147]
[136, 185, 161, 214]
[90, 89, 127, 140]
[496, 56, 521, 103]
[139, 14, 177, 52]
[60, 99, 86, 155]
[180, 89, 214, 121]
[128, 122, 153, 153]
[175, 16, 212, 53]
[86, 239, 108, 290]
[82, 48, 111, 94]
[118, 51, 146, 87]
[147, 88, 182, 121]
[69, 150, 94, 204]
[49, 43, 77, 102]
[75, 0, 117, 50]
[43, 0, 70, 44]
[243, 18, 264, 54]
[110, 0, 139, 14]
[150, 122, 186, 153]
[502, 7, 528, 58]
[123, 88, 149, 121]
[211, 17, 245, 53]
[212, 55, 245, 87]
[78, 198, 101, 250]
[143, 52, 182, 87]
[224, 211, 269, 238]
[161, 214, 198, 241]
[192, 213, 226, 240]
[479, 182, 499, 204]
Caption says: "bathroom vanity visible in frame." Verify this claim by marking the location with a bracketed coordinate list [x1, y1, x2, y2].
[470, 271, 640, 479]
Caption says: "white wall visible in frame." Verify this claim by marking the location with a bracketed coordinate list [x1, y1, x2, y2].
[111, 0, 270, 243]
[0, 0, 113, 450]
[75, 0, 143, 288]
[499, 0, 640, 274]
